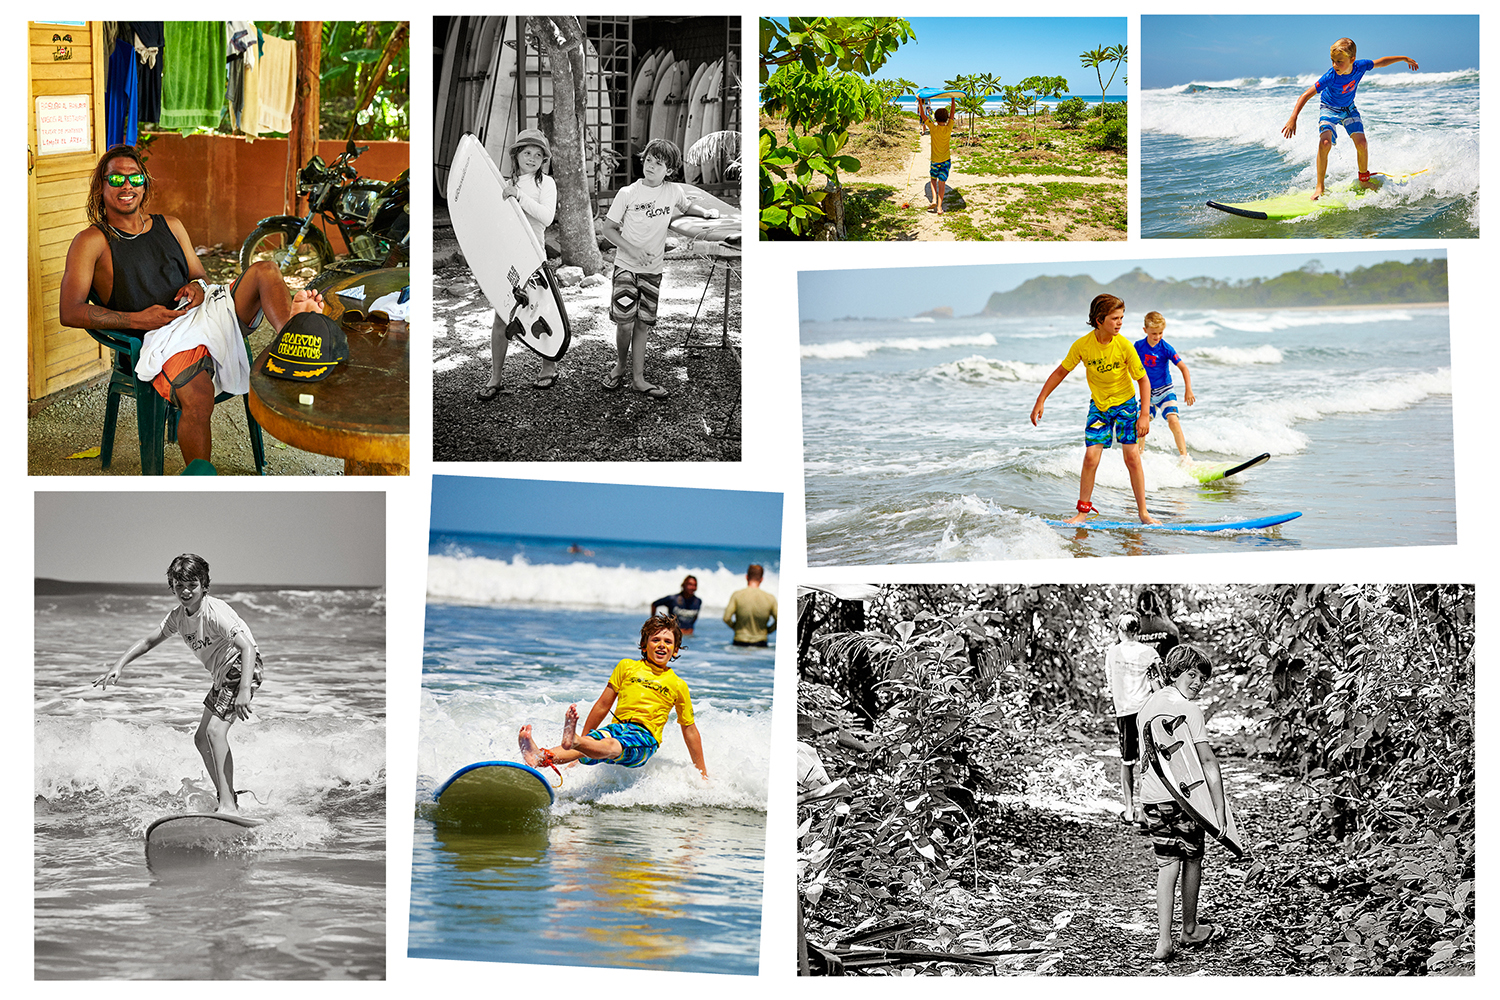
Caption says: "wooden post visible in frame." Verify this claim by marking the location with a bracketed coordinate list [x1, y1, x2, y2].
[289, 22, 322, 214]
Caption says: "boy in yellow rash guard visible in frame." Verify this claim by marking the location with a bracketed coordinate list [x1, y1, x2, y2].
[920, 98, 956, 213]
[1030, 293, 1158, 524]
[520, 614, 708, 779]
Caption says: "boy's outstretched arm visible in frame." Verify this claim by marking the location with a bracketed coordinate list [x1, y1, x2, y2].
[1281, 86, 1318, 138]
[680, 722, 708, 779]
[1176, 359, 1195, 405]
[582, 684, 619, 733]
[1196, 742, 1227, 830]
[1371, 56, 1418, 70]
[94, 625, 169, 688]
[1030, 365, 1071, 425]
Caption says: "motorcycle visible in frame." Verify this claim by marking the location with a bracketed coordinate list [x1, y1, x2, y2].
[239, 138, 409, 281]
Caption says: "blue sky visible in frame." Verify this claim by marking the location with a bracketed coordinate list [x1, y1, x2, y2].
[431, 476, 783, 549]
[772, 17, 1126, 98]
[1142, 16, 1479, 89]
[798, 250, 1446, 322]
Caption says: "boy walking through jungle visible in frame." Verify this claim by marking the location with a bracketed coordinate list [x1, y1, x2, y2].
[1105, 612, 1161, 828]
[1137, 645, 1226, 960]
[1135, 311, 1195, 462]
[1030, 294, 1157, 524]
[94, 553, 263, 814]
[600, 138, 720, 401]
[1281, 38, 1418, 200]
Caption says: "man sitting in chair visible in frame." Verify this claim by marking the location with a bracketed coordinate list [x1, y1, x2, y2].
[59, 144, 327, 474]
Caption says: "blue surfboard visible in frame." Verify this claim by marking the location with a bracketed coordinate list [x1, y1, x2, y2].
[433, 761, 554, 827]
[1044, 511, 1302, 532]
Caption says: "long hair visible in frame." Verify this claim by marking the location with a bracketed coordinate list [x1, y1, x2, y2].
[1088, 293, 1124, 330]
[87, 145, 152, 234]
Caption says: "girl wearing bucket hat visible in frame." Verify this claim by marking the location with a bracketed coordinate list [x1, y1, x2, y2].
[478, 128, 561, 399]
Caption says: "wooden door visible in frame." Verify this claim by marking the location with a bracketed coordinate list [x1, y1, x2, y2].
[28, 21, 108, 402]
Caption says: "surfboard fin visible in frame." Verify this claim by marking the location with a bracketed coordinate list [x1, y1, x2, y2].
[530, 317, 552, 339]
[505, 318, 526, 341]
[1162, 715, 1188, 735]
[1157, 739, 1185, 759]
[1179, 779, 1205, 794]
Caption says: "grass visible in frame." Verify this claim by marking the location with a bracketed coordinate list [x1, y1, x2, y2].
[960, 118, 1126, 179]
[942, 181, 1127, 241]
[843, 183, 918, 240]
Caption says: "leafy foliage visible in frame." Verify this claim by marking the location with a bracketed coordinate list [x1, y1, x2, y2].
[260, 22, 409, 140]
[761, 16, 916, 83]
[758, 17, 915, 240]
[1053, 97, 1089, 129]
[1083, 101, 1126, 152]
[798, 584, 1475, 976]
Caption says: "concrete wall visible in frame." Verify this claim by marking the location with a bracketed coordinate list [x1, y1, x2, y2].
[140, 133, 409, 251]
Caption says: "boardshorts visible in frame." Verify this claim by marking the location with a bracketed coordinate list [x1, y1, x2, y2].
[204, 650, 263, 721]
[1149, 385, 1179, 420]
[610, 268, 661, 326]
[929, 158, 951, 182]
[148, 276, 259, 405]
[1085, 397, 1140, 447]
[1115, 713, 1140, 765]
[1144, 800, 1206, 864]
[580, 720, 659, 768]
[1318, 104, 1365, 144]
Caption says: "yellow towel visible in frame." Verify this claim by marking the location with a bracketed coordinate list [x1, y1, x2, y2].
[241, 52, 263, 137]
[257, 34, 297, 134]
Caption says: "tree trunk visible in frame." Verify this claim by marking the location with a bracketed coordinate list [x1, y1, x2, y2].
[289, 22, 323, 215]
[345, 22, 409, 141]
[536, 16, 603, 275]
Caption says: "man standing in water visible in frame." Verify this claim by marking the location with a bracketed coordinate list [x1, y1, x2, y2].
[59, 144, 326, 473]
[723, 564, 777, 647]
[652, 575, 702, 635]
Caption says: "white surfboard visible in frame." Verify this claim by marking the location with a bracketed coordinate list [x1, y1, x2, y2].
[683, 61, 714, 183]
[630, 49, 661, 148]
[145, 813, 263, 851]
[676, 61, 701, 154]
[447, 133, 571, 361]
[649, 54, 677, 145]
[701, 61, 726, 183]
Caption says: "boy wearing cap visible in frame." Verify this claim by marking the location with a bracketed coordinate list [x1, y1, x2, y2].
[477, 128, 561, 399]
[1105, 612, 1161, 827]
[59, 144, 327, 474]
[600, 138, 721, 401]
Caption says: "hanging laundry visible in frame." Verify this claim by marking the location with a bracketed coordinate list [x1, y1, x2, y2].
[105, 23, 140, 146]
[132, 21, 165, 125]
[256, 33, 298, 135]
[160, 21, 226, 131]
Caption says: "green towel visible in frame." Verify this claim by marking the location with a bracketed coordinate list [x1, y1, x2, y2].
[160, 22, 226, 130]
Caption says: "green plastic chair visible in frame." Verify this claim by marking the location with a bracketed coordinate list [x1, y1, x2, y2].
[86, 328, 266, 475]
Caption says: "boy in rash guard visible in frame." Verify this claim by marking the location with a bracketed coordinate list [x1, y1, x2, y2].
[1281, 38, 1418, 200]
[94, 553, 263, 813]
[1134, 312, 1195, 462]
[519, 614, 708, 779]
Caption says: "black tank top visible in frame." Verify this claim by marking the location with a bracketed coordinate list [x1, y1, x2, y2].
[100, 214, 191, 312]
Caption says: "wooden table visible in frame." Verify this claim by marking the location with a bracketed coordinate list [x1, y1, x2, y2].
[249, 267, 409, 475]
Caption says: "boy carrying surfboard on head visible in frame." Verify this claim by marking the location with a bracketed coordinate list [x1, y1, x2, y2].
[600, 138, 720, 401]
[1137, 645, 1226, 960]
[1281, 38, 1418, 201]
[918, 97, 957, 214]
[94, 553, 263, 815]
[519, 613, 708, 780]
[1105, 612, 1162, 829]
[1134, 312, 1194, 463]
[1030, 294, 1158, 524]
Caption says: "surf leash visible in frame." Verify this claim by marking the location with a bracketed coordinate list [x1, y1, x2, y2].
[533, 749, 564, 787]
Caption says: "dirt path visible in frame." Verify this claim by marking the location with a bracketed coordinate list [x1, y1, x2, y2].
[851, 128, 1126, 241]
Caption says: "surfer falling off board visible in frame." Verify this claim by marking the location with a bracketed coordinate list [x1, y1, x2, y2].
[520, 614, 708, 780]
[1281, 38, 1418, 201]
[94, 554, 263, 814]
[1030, 294, 1158, 524]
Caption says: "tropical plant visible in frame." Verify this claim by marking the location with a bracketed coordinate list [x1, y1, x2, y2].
[1079, 43, 1127, 112]
[1054, 96, 1088, 129]
[869, 77, 917, 134]
[758, 17, 915, 240]
[1083, 100, 1126, 151]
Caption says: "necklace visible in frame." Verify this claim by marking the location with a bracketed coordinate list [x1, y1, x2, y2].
[106, 217, 150, 240]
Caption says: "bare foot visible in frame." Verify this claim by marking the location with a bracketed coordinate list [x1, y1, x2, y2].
[1152, 940, 1175, 961]
[1138, 512, 1161, 525]
[1311, 185, 1324, 201]
[519, 724, 543, 767]
[290, 289, 326, 315]
[561, 704, 579, 749]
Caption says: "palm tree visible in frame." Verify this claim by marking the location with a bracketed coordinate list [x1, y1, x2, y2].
[1080, 43, 1127, 111]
